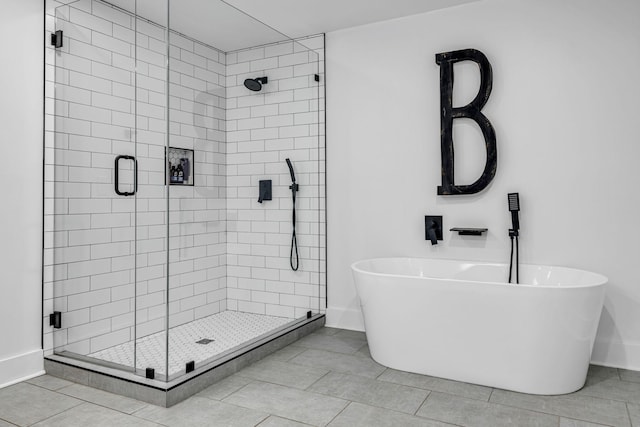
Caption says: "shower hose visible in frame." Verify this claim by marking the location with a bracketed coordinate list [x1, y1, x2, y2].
[508, 233, 519, 284]
[290, 184, 299, 271]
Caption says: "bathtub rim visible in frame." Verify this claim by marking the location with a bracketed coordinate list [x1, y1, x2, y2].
[351, 257, 608, 290]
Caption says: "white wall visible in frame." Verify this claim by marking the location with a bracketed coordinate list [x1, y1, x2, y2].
[0, 0, 45, 387]
[326, 0, 640, 369]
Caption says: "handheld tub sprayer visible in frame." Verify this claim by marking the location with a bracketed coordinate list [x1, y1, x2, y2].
[508, 193, 520, 284]
[286, 159, 299, 271]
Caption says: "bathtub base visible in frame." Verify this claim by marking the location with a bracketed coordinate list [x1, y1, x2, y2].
[368, 347, 589, 395]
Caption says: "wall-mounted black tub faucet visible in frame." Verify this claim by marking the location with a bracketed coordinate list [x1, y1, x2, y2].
[425, 216, 443, 245]
[427, 221, 439, 245]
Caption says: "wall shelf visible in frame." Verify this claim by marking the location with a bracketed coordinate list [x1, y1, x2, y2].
[450, 227, 488, 236]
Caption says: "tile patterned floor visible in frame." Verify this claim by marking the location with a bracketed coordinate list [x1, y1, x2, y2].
[88, 311, 292, 377]
[2, 327, 639, 426]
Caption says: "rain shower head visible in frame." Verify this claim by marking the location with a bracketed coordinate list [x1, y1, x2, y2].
[244, 77, 268, 92]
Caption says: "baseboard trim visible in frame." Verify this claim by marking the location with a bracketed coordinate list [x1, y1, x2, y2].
[591, 338, 640, 371]
[325, 306, 365, 331]
[0, 348, 44, 389]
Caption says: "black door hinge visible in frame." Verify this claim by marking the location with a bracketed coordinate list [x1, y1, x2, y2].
[50, 30, 63, 48]
[49, 311, 62, 329]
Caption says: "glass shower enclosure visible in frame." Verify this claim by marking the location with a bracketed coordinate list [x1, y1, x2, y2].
[44, 0, 325, 383]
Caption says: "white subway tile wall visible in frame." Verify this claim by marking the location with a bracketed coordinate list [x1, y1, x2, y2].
[43, 0, 325, 368]
[44, 0, 227, 360]
[225, 35, 325, 320]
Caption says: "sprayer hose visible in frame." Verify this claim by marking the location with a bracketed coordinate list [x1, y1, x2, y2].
[290, 189, 299, 271]
[508, 235, 514, 284]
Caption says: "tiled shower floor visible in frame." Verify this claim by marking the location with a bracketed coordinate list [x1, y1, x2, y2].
[88, 311, 292, 377]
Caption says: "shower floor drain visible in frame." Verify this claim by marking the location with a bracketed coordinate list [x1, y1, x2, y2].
[196, 338, 214, 345]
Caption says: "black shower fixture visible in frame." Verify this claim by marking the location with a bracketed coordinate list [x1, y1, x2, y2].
[508, 192, 520, 284]
[244, 77, 268, 92]
[286, 158, 299, 271]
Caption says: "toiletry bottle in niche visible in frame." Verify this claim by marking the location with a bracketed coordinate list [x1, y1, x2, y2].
[181, 158, 190, 184]
[171, 164, 179, 183]
[177, 163, 184, 184]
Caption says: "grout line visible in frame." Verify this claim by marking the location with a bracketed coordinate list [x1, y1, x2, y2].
[329, 390, 459, 426]
[0, 417, 18, 427]
[24, 397, 86, 426]
[303, 369, 332, 392]
[323, 400, 352, 426]
[414, 391, 558, 427]
[374, 367, 388, 380]
[128, 400, 151, 417]
[252, 414, 271, 427]
[25, 381, 63, 393]
[625, 402, 634, 427]
[558, 415, 614, 427]
[129, 406, 170, 427]
[484, 392, 623, 425]
[413, 390, 431, 417]
[55, 385, 144, 416]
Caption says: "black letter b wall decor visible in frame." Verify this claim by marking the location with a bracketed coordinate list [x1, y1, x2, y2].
[435, 49, 497, 195]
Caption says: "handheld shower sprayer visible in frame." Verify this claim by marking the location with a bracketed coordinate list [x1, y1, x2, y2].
[286, 159, 298, 189]
[286, 158, 299, 271]
[508, 193, 520, 233]
[508, 192, 520, 284]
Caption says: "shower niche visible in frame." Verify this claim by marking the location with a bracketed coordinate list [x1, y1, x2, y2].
[43, 0, 325, 406]
[167, 147, 193, 186]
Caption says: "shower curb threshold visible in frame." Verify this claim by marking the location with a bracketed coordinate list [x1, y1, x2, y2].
[44, 314, 325, 407]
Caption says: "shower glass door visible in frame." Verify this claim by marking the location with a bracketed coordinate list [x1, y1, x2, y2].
[48, 0, 170, 379]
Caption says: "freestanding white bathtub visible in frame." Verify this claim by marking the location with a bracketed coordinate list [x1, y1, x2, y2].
[351, 258, 607, 395]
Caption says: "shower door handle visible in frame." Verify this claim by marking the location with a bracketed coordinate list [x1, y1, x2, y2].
[114, 155, 137, 196]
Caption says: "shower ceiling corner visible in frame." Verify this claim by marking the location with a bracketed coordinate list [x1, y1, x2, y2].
[44, 0, 325, 384]
[106, 0, 293, 52]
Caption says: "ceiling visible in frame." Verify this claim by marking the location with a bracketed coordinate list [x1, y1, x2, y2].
[223, 0, 478, 43]
[105, 0, 478, 52]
